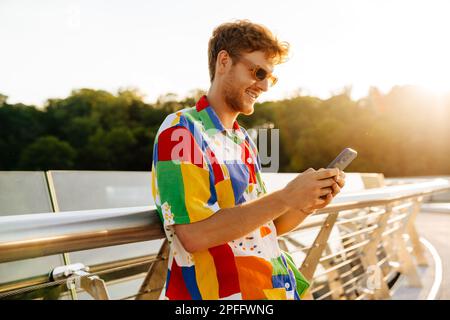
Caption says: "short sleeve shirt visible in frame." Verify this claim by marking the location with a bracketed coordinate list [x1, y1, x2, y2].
[151, 95, 300, 300]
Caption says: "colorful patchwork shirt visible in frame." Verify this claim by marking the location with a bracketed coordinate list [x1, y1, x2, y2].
[151, 95, 300, 300]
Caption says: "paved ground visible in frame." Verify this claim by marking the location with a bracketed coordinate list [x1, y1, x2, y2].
[391, 240, 434, 299]
[416, 210, 450, 299]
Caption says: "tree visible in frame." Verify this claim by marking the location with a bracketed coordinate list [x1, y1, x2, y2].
[0, 85, 448, 176]
[18, 136, 77, 170]
[0, 103, 46, 170]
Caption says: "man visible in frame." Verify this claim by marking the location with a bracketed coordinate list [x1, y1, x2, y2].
[151, 20, 345, 300]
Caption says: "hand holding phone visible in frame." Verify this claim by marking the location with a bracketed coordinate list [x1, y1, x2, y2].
[319, 148, 357, 199]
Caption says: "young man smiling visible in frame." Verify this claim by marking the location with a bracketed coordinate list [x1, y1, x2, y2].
[151, 20, 345, 300]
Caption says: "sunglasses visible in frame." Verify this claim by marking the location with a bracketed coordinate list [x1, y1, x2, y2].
[235, 55, 278, 87]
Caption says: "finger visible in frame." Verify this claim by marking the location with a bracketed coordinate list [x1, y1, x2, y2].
[320, 187, 333, 196]
[318, 178, 336, 188]
[323, 193, 333, 205]
[315, 193, 333, 208]
[317, 168, 339, 180]
[336, 177, 345, 188]
[304, 168, 315, 173]
[332, 183, 341, 196]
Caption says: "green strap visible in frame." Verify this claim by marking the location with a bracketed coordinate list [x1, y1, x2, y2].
[281, 250, 310, 298]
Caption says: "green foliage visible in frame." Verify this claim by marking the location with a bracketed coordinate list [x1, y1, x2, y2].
[0, 102, 46, 170]
[0, 85, 449, 176]
[83, 127, 137, 170]
[18, 136, 77, 170]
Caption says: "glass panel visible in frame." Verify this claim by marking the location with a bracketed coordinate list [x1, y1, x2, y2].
[48, 171, 155, 211]
[0, 171, 66, 299]
[0, 256, 65, 285]
[0, 171, 53, 216]
[47, 171, 163, 299]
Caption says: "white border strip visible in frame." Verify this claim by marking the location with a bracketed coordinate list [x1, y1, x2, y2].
[420, 237, 443, 300]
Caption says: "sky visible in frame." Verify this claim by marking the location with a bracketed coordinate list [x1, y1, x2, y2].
[1, 0, 450, 107]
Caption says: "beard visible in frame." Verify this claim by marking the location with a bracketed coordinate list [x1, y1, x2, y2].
[222, 72, 255, 116]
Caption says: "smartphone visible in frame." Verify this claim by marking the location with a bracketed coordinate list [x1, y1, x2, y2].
[320, 148, 357, 199]
[326, 148, 358, 171]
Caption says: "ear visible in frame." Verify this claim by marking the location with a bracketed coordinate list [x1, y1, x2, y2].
[215, 50, 232, 77]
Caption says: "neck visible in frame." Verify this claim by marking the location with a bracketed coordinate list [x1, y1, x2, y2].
[207, 82, 239, 130]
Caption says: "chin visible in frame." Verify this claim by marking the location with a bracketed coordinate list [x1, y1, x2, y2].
[242, 105, 255, 115]
[239, 100, 255, 115]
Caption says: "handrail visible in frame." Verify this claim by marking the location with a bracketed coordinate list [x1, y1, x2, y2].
[0, 179, 449, 264]
[0, 206, 163, 263]
[318, 179, 450, 212]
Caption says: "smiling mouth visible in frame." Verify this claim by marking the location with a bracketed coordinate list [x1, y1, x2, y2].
[245, 90, 258, 100]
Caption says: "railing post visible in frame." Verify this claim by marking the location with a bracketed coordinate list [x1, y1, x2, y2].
[322, 244, 345, 300]
[360, 204, 393, 300]
[381, 229, 397, 266]
[136, 239, 169, 300]
[407, 197, 428, 266]
[394, 232, 422, 287]
[391, 201, 422, 287]
[80, 276, 110, 300]
[336, 208, 372, 299]
[300, 212, 338, 281]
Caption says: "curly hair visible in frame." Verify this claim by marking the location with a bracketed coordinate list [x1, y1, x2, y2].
[208, 20, 290, 82]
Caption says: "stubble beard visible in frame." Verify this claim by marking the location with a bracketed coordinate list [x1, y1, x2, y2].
[223, 72, 254, 116]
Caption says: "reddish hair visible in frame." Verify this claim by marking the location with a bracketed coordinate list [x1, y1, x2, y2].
[208, 20, 290, 82]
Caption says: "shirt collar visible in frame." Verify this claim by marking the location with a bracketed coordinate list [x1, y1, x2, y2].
[195, 95, 245, 140]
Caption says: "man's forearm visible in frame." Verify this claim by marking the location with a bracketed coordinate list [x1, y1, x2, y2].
[174, 189, 289, 253]
[273, 208, 314, 236]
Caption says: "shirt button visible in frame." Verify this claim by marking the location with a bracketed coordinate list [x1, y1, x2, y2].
[285, 283, 290, 289]
[247, 157, 253, 164]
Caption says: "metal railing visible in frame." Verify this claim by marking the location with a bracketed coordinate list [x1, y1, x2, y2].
[0, 178, 449, 300]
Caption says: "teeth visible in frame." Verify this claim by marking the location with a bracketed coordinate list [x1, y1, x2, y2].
[246, 90, 257, 99]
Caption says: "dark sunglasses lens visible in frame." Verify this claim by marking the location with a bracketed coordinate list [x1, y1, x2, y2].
[255, 68, 267, 81]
